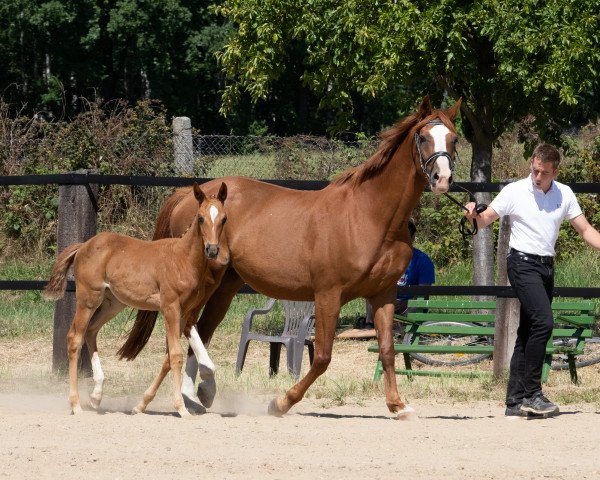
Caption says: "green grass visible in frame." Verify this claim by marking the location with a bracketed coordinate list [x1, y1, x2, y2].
[1, 255, 598, 409]
[0, 253, 597, 339]
[555, 249, 600, 289]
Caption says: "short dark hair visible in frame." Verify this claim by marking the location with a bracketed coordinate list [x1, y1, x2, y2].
[408, 220, 417, 237]
[532, 144, 561, 169]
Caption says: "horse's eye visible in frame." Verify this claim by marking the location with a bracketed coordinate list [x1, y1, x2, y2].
[198, 216, 204, 225]
[222, 216, 227, 225]
[418, 134, 427, 143]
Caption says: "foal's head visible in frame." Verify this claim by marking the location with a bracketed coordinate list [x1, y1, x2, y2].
[193, 182, 228, 260]
[413, 97, 462, 193]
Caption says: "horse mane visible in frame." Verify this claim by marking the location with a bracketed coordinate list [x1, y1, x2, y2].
[332, 108, 452, 188]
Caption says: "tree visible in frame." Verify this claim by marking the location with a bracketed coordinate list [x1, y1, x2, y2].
[214, 0, 600, 285]
[0, 1, 238, 131]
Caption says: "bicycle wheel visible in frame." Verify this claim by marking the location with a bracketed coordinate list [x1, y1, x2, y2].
[403, 321, 493, 366]
[551, 337, 600, 370]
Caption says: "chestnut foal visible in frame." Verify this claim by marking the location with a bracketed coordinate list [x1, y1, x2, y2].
[44, 182, 228, 417]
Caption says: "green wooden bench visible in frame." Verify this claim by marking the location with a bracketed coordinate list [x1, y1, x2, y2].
[368, 299, 597, 383]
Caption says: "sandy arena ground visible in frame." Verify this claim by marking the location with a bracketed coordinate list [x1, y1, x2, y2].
[1, 389, 599, 480]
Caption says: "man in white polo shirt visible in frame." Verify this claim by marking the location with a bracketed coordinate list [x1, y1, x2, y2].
[465, 144, 600, 417]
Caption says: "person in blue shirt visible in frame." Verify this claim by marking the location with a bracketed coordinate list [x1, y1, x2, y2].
[363, 220, 435, 329]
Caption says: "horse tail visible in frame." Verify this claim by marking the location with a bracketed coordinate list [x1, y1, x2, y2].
[43, 243, 82, 301]
[116, 310, 160, 360]
[152, 186, 191, 240]
[117, 187, 191, 361]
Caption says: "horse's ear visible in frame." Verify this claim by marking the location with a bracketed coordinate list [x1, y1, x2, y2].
[446, 98, 462, 122]
[417, 96, 432, 118]
[193, 183, 206, 203]
[217, 182, 228, 203]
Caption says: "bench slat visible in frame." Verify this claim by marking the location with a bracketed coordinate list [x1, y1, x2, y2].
[408, 300, 497, 309]
[368, 343, 585, 355]
[554, 315, 596, 327]
[393, 369, 492, 378]
[405, 325, 495, 336]
[405, 313, 496, 323]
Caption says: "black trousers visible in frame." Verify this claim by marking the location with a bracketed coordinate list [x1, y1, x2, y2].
[505, 251, 554, 407]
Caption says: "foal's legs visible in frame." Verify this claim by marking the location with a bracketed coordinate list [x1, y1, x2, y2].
[67, 287, 104, 414]
[133, 301, 189, 417]
[187, 326, 216, 408]
[136, 301, 190, 417]
[84, 293, 126, 409]
[182, 269, 244, 404]
[268, 290, 340, 417]
[132, 353, 171, 415]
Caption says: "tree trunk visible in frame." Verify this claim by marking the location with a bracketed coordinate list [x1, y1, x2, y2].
[470, 135, 494, 288]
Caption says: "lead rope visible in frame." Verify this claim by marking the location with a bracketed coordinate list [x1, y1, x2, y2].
[443, 185, 487, 242]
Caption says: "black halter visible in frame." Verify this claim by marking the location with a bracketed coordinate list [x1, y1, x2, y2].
[414, 120, 457, 183]
[414, 120, 487, 241]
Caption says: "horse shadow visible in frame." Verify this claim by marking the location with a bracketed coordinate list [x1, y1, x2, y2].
[80, 394, 208, 417]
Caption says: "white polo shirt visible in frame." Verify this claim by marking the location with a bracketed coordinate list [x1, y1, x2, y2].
[489, 175, 582, 257]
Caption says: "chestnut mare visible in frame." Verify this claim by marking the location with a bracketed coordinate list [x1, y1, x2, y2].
[121, 96, 462, 417]
[44, 182, 228, 417]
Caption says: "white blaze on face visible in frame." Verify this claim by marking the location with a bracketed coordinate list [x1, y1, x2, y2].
[429, 124, 452, 179]
[209, 205, 219, 223]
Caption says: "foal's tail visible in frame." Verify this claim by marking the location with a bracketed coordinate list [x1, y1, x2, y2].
[42, 243, 82, 301]
[117, 187, 191, 361]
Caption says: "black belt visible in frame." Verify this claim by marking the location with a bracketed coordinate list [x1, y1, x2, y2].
[509, 248, 554, 265]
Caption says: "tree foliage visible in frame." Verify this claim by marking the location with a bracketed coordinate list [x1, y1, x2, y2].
[215, 0, 600, 158]
[0, 0, 239, 131]
[214, 0, 600, 285]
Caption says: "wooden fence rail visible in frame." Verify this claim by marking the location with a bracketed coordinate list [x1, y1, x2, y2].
[0, 171, 598, 373]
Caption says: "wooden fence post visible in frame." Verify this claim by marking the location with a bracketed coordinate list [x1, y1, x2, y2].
[52, 170, 98, 374]
[493, 215, 520, 378]
[172, 116, 194, 175]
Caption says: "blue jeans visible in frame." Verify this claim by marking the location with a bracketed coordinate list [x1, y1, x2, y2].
[505, 251, 554, 406]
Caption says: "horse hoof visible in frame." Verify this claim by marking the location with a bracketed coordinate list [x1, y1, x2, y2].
[197, 383, 216, 408]
[183, 394, 206, 415]
[177, 408, 192, 419]
[131, 405, 144, 415]
[88, 396, 101, 410]
[267, 398, 284, 417]
[395, 405, 417, 421]
[71, 404, 82, 415]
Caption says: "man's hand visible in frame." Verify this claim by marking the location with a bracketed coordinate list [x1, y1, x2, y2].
[464, 201, 478, 221]
[463, 202, 499, 230]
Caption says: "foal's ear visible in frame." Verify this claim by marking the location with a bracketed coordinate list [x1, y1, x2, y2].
[193, 182, 206, 203]
[446, 98, 462, 122]
[417, 95, 432, 118]
[217, 182, 228, 203]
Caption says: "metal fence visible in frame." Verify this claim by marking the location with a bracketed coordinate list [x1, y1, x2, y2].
[182, 134, 378, 180]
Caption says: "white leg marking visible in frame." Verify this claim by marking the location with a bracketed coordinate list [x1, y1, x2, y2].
[181, 357, 198, 400]
[396, 405, 418, 421]
[89, 352, 104, 409]
[189, 327, 216, 407]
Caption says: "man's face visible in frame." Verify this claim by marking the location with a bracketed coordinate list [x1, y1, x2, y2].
[530, 157, 557, 192]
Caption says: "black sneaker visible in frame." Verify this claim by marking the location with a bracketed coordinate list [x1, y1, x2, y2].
[505, 405, 528, 418]
[521, 394, 559, 415]
[505, 404, 544, 420]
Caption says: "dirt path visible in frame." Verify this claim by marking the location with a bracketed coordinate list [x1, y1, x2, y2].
[1, 391, 599, 480]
